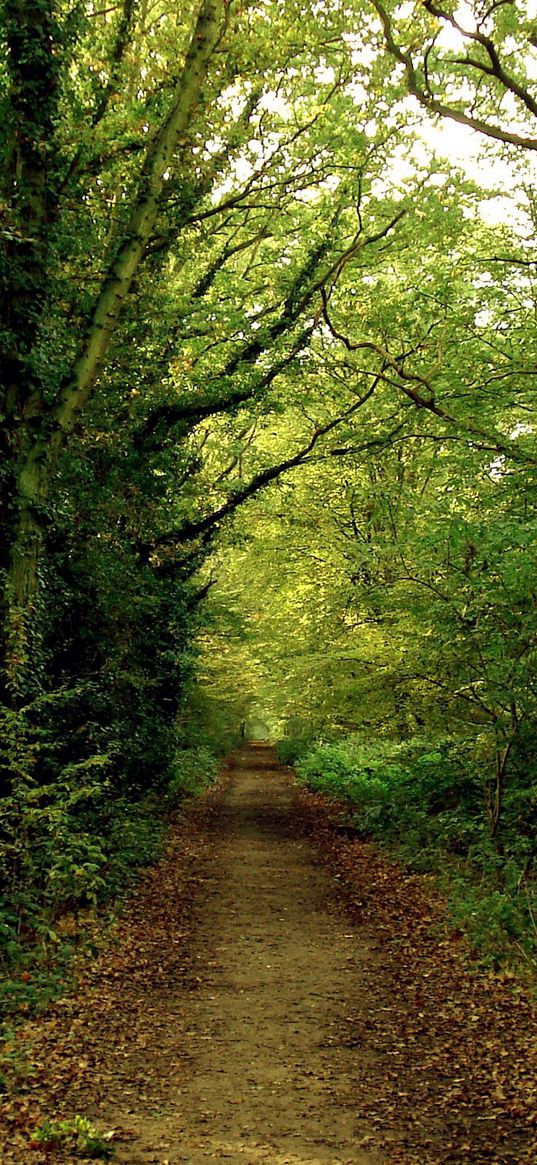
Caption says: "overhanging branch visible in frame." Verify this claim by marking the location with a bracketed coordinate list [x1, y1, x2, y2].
[371, 0, 537, 151]
[139, 375, 385, 556]
[51, 0, 225, 445]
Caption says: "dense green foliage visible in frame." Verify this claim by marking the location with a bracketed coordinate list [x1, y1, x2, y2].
[291, 735, 536, 965]
[1, 0, 537, 978]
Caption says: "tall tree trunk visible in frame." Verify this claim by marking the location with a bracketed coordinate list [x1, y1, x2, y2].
[0, 0, 62, 700]
[0, 0, 225, 698]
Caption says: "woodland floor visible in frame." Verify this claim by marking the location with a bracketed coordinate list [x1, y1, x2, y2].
[1, 745, 536, 1165]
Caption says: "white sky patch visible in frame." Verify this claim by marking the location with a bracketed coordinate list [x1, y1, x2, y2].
[526, 52, 537, 83]
[436, 2, 477, 49]
[232, 156, 255, 185]
[314, 64, 336, 85]
[415, 116, 536, 229]
[418, 116, 487, 176]
[347, 79, 369, 107]
[436, 23, 466, 51]
[203, 135, 225, 159]
[474, 307, 494, 328]
[258, 91, 292, 120]
[295, 172, 341, 204]
[218, 82, 253, 121]
[488, 455, 506, 479]
[342, 30, 377, 69]
[478, 194, 525, 228]
[247, 138, 266, 160]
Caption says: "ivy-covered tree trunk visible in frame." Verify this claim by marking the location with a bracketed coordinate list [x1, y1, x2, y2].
[0, 0, 224, 699]
[0, 0, 63, 697]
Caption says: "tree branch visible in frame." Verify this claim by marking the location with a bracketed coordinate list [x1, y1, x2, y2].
[140, 377, 384, 555]
[134, 202, 407, 449]
[319, 291, 537, 465]
[371, 0, 537, 151]
[50, 0, 225, 444]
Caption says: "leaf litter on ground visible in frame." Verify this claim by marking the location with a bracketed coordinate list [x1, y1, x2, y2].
[0, 765, 535, 1165]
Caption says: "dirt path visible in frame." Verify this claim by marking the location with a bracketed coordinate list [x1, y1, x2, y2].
[105, 745, 381, 1165]
[1, 746, 536, 1165]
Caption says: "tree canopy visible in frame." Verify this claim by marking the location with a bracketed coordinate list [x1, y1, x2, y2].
[1, 0, 537, 970]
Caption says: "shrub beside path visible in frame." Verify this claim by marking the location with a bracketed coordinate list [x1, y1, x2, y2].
[0, 744, 536, 1164]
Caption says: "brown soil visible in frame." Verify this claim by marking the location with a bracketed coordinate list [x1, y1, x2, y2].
[1, 745, 536, 1165]
[103, 746, 382, 1165]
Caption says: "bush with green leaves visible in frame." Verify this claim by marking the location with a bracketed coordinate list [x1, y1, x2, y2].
[294, 732, 537, 965]
[277, 730, 322, 766]
[30, 1114, 115, 1158]
[448, 864, 537, 969]
[165, 746, 219, 807]
[295, 735, 481, 849]
[0, 707, 216, 996]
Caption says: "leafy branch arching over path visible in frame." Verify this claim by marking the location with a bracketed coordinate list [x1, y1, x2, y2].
[1, 747, 535, 1165]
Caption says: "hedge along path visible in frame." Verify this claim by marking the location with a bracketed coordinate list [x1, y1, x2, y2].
[1, 745, 536, 1164]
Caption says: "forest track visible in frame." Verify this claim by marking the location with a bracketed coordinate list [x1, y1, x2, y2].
[1, 746, 536, 1165]
[103, 744, 382, 1165]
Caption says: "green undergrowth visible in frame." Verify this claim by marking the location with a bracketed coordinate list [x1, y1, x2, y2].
[0, 745, 220, 1022]
[30, 1115, 115, 1158]
[286, 734, 537, 971]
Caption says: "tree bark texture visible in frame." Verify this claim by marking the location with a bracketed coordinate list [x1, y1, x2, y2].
[0, 0, 224, 696]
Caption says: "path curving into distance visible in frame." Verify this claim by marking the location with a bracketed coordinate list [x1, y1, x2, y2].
[111, 743, 381, 1164]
